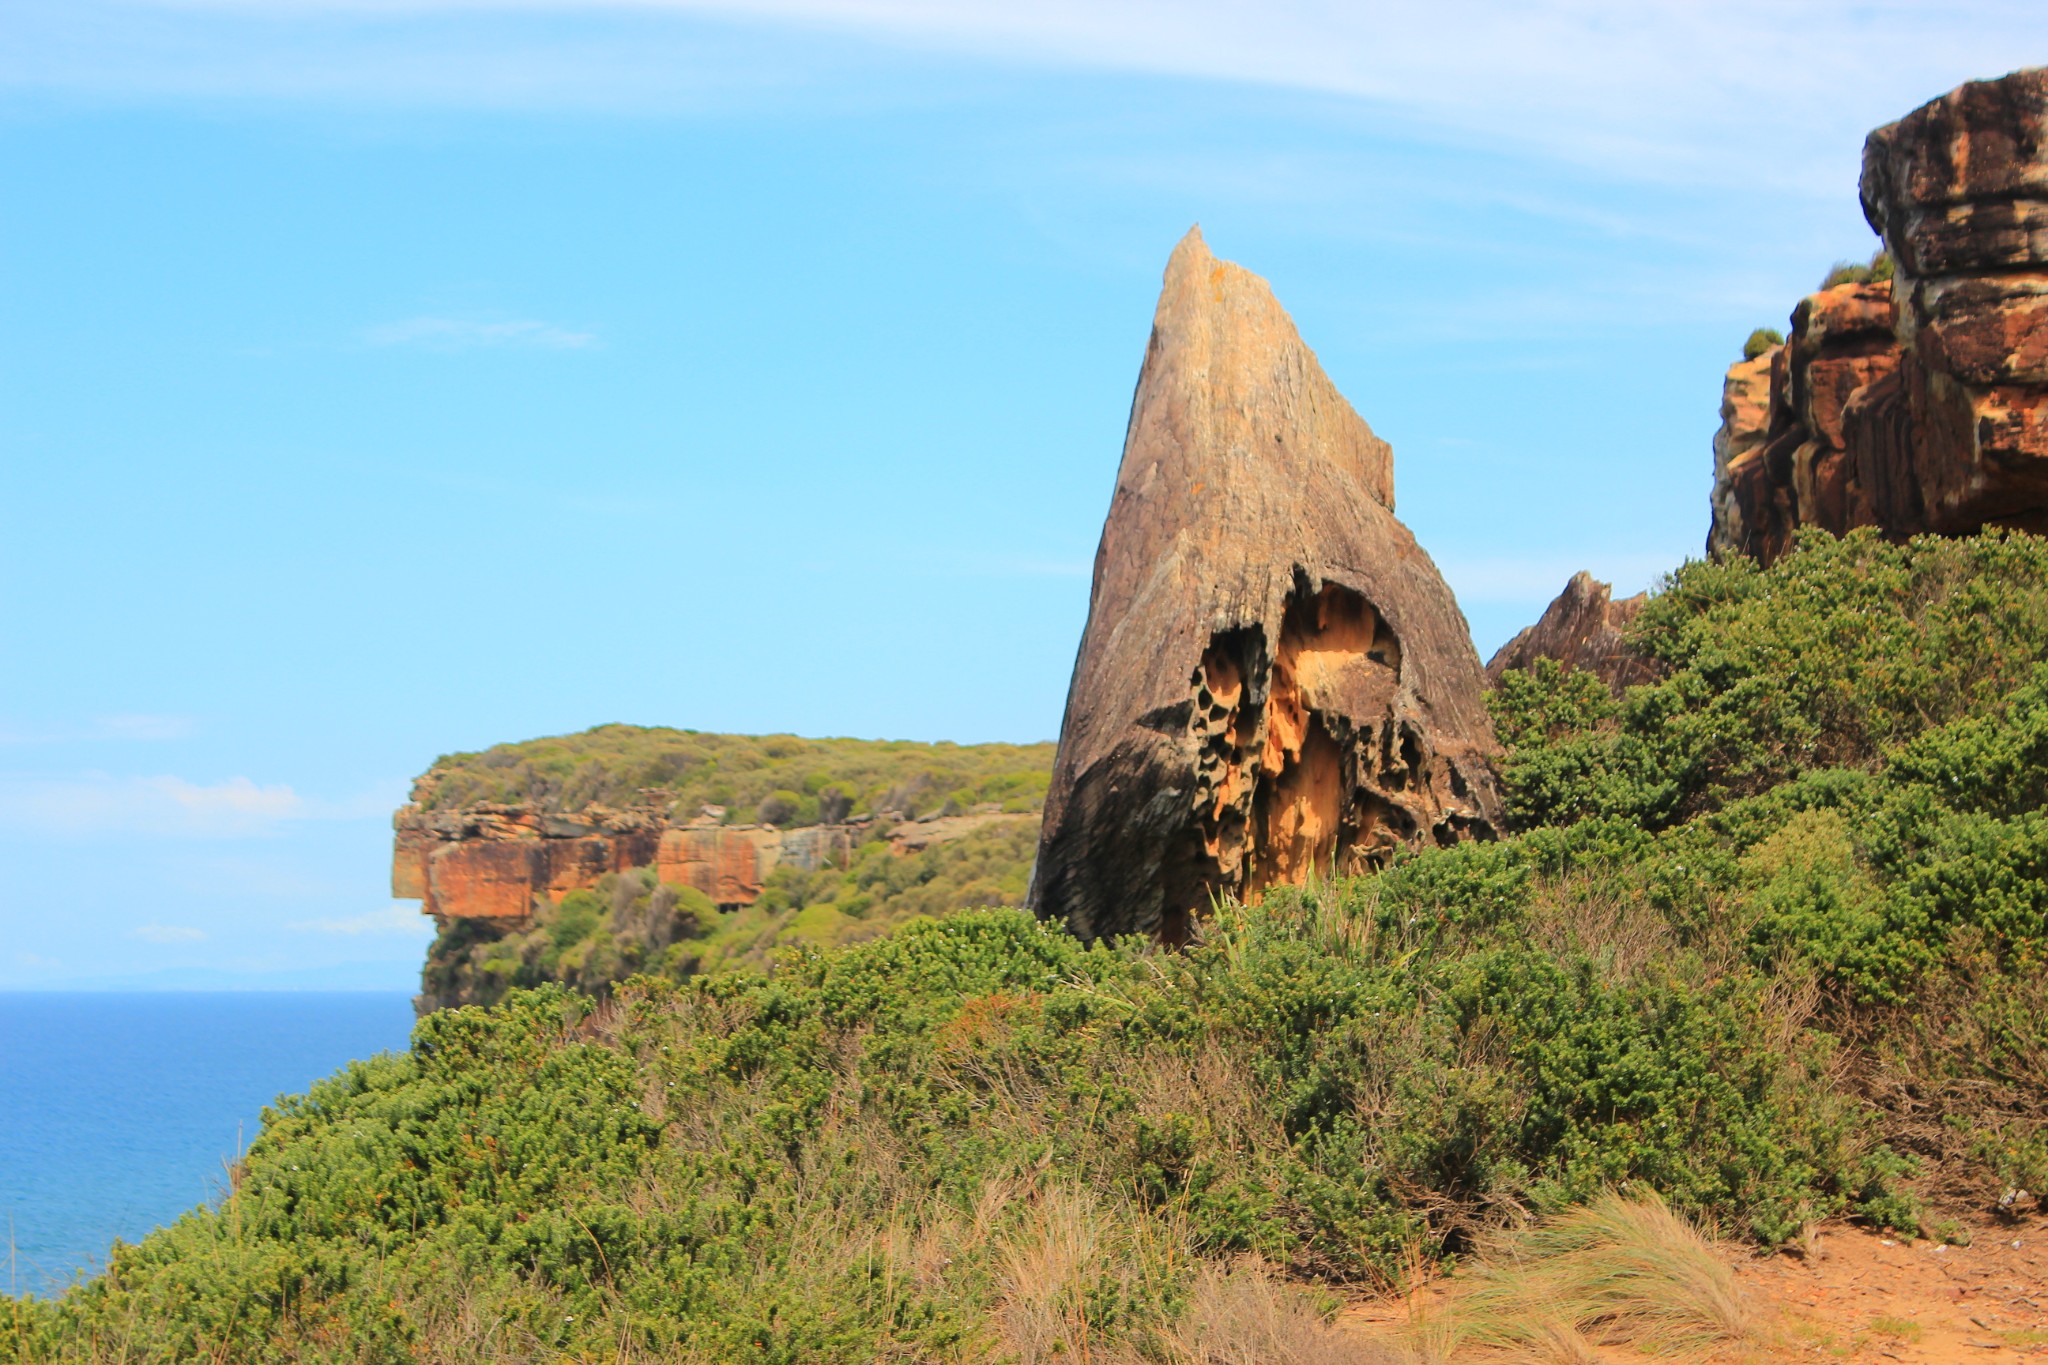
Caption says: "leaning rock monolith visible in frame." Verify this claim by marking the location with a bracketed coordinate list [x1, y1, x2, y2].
[1030, 228, 1502, 944]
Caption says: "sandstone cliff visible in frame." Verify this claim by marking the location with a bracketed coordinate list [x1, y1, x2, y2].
[1030, 228, 1502, 944]
[395, 799, 1036, 924]
[1709, 280, 1902, 561]
[394, 727, 1053, 928]
[1485, 572, 1656, 694]
[1710, 67, 2048, 561]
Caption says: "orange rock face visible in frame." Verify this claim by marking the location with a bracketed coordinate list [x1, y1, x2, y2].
[1710, 68, 2048, 562]
[426, 841, 545, 921]
[396, 801, 882, 926]
[655, 827, 767, 906]
[392, 802, 664, 923]
[1709, 281, 1903, 563]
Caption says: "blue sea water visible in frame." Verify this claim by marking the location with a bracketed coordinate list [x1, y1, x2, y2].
[0, 992, 417, 1296]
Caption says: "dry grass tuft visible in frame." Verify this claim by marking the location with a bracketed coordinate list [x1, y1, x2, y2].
[1423, 1191, 1760, 1363]
[993, 1186, 1122, 1365]
[1161, 1260, 1398, 1365]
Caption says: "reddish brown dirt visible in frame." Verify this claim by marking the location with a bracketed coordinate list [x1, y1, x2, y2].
[1337, 1216, 2048, 1363]
[1738, 1218, 2048, 1364]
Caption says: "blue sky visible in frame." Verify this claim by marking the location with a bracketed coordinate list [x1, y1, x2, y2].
[3, 1, 2042, 988]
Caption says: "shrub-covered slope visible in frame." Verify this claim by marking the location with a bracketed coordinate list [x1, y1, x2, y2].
[412, 725, 1054, 824]
[11, 528, 2048, 1363]
[0, 905, 1902, 1364]
[422, 818, 1039, 1009]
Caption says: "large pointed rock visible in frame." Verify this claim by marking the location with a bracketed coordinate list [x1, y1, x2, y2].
[1031, 228, 1502, 943]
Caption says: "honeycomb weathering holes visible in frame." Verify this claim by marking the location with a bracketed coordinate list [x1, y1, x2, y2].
[1188, 579, 1421, 903]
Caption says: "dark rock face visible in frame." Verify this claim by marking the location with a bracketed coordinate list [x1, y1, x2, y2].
[1708, 283, 1904, 562]
[1485, 572, 1656, 694]
[1710, 68, 2048, 562]
[1862, 67, 2048, 536]
[1030, 228, 1502, 944]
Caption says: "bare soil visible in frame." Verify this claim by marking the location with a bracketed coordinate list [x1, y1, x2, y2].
[1739, 1216, 2048, 1364]
[1337, 1214, 2048, 1364]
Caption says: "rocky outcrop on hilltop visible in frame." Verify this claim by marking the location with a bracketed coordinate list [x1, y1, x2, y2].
[1485, 572, 1657, 693]
[1710, 67, 2048, 561]
[1709, 281, 1903, 561]
[1862, 67, 2048, 535]
[1030, 228, 1502, 944]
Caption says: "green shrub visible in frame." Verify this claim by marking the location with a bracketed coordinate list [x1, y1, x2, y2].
[1742, 326, 1784, 360]
[1489, 527, 2048, 1215]
[1493, 530, 2048, 831]
[412, 725, 1054, 825]
[1820, 249, 1893, 290]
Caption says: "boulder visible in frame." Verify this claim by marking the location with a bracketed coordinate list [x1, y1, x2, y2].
[1485, 572, 1656, 693]
[1030, 228, 1502, 944]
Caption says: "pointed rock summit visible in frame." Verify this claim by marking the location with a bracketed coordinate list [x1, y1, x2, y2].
[1032, 228, 1502, 943]
[1485, 572, 1658, 695]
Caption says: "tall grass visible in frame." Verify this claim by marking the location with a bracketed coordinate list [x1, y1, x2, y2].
[1431, 1192, 1758, 1363]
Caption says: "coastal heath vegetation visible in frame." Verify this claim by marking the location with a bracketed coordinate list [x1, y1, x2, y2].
[2, 898, 1862, 1364]
[11, 527, 2048, 1361]
[413, 727, 1054, 824]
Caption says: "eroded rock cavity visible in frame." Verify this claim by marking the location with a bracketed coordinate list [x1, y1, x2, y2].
[1191, 577, 1441, 900]
[1031, 229, 1502, 944]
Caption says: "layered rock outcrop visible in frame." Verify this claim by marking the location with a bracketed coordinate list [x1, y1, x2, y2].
[395, 800, 1029, 924]
[1710, 67, 2048, 561]
[1485, 572, 1656, 694]
[1709, 281, 1904, 561]
[1030, 228, 1502, 944]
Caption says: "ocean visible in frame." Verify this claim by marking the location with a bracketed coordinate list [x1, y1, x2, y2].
[0, 991, 418, 1296]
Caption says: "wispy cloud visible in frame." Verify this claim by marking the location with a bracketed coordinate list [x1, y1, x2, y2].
[9, 1, 2043, 194]
[291, 903, 434, 936]
[0, 713, 198, 744]
[131, 923, 207, 943]
[363, 316, 597, 350]
[0, 774, 395, 838]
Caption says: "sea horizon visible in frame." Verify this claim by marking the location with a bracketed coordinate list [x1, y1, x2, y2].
[1, 990, 418, 1297]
